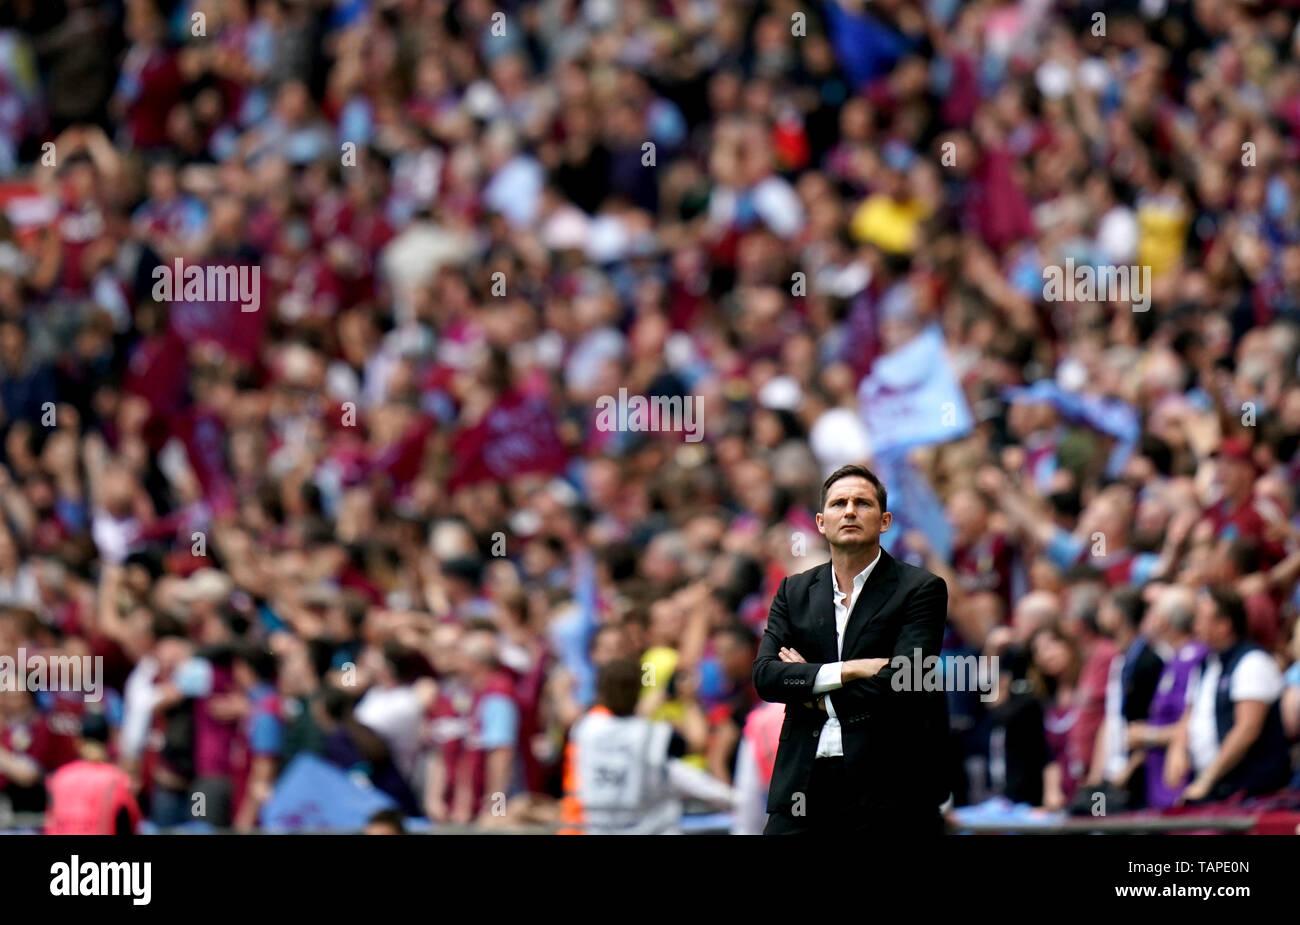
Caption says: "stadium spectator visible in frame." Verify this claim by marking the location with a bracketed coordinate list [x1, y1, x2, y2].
[1028, 624, 1086, 811]
[0, 686, 76, 814]
[1083, 587, 1164, 812]
[44, 712, 139, 834]
[965, 648, 1048, 808]
[1129, 584, 1207, 810]
[1169, 586, 1291, 803]
[559, 657, 733, 834]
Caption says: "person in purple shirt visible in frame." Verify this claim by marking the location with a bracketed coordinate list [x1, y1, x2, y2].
[1127, 586, 1207, 809]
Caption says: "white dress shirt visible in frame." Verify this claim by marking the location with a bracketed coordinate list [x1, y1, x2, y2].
[811, 550, 882, 758]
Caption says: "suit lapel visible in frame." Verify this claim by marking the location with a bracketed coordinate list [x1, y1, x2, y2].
[841, 549, 900, 657]
[810, 563, 837, 662]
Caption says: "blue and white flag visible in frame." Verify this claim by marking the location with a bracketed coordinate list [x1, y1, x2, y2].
[857, 324, 974, 455]
[855, 325, 970, 562]
[1001, 380, 1140, 477]
[260, 754, 397, 833]
[874, 447, 954, 562]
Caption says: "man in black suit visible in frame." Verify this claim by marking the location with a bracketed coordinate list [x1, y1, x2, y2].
[754, 464, 950, 834]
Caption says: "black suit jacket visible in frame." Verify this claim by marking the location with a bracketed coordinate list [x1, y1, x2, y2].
[752, 549, 950, 816]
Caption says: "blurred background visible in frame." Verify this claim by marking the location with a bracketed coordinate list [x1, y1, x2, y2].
[1, 0, 1300, 833]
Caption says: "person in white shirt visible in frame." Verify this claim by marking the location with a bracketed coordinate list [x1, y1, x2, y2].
[1165, 586, 1290, 803]
[354, 641, 437, 786]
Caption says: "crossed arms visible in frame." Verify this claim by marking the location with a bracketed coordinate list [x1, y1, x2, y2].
[752, 574, 948, 726]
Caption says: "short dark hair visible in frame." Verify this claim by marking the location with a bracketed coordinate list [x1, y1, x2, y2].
[79, 712, 111, 744]
[712, 623, 758, 651]
[587, 622, 628, 659]
[151, 612, 187, 642]
[322, 683, 359, 721]
[595, 657, 643, 717]
[365, 809, 406, 834]
[819, 464, 887, 513]
[382, 640, 429, 684]
[1205, 585, 1249, 640]
[235, 643, 279, 684]
[1109, 587, 1145, 630]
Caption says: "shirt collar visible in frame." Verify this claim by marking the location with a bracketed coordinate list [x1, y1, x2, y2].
[832, 548, 882, 600]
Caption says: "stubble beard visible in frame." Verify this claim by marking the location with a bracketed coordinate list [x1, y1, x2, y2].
[831, 525, 876, 552]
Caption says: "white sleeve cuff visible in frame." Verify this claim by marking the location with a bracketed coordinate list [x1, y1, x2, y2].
[812, 662, 843, 694]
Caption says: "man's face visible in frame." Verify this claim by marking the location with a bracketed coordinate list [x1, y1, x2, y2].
[429, 624, 463, 675]
[233, 660, 256, 691]
[817, 475, 890, 549]
[1096, 598, 1119, 636]
[67, 161, 97, 200]
[1031, 632, 1070, 677]
[149, 165, 178, 200]
[155, 637, 192, 674]
[1193, 594, 1224, 648]
[460, 630, 497, 682]
[946, 490, 985, 544]
[591, 627, 630, 666]
[1080, 497, 1120, 544]
[0, 324, 25, 367]
[0, 688, 35, 723]
[713, 634, 752, 680]
[358, 644, 388, 682]
[1140, 600, 1168, 641]
[1218, 457, 1253, 500]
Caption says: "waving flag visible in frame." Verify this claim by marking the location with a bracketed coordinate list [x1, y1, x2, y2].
[857, 324, 974, 455]
[853, 325, 973, 562]
[260, 754, 397, 833]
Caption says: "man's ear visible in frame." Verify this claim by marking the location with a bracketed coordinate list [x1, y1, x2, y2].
[815, 512, 826, 536]
[879, 512, 892, 533]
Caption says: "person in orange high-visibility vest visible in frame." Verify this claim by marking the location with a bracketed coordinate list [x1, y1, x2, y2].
[558, 658, 734, 834]
[45, 714, 140, 835]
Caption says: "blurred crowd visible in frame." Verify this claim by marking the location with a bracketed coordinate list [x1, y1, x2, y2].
[2, 0, 1300, 831]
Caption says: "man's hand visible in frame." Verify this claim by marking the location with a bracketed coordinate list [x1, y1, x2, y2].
[983, 625, 1014, 656]
[1163, 745, 1190, 791]
[976, 465, 1007, 497]
[425, 798, 449, 824]
[153, 682, 185, 713]
[1177, 774, 1214, 805]
[207, 692, 250, 723]
[842, 658, 890, 682]
[1126, 722, 1150, 750]
[781, 649, 829, 711]
[782, 647, 889, 683]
